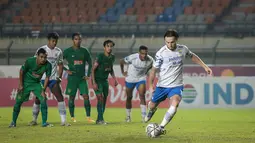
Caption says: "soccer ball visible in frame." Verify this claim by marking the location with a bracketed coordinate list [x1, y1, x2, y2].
[145, 123, 161, 138]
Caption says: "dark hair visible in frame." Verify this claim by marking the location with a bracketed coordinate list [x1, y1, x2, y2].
[47, 32, 59, 40]
[164, 29, 179, 39]
[139, 45, 148, 51]
[72, 32, 82, 40]
[37, 48, 47, 55]
[103, 40, 115, 47]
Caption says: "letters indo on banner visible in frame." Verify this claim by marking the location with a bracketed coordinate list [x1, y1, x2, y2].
[0, 77, 255, 108]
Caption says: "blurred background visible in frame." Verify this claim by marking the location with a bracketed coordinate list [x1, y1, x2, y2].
[0, 0, 254, 65]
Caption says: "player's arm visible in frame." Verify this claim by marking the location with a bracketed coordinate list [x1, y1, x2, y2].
[43, 63, 52, 91]
[62, 49, 73, 75]
[110, 66, 118, 86]
[185, 47, 213, 76]
[57, 50, 64, 81]
[19, 59, 29, 92]
[149, 54, 162, 91]
[85, 49, 93, 78]
[91, 59, 99, 90]
[119, 58, 127, 76]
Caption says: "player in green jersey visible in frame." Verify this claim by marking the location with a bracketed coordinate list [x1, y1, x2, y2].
[63, 33, 95, 123]
[9, 48, 52, 127]
[91, 40, 118, 124]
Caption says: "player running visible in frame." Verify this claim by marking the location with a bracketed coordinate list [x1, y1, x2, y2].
[9, 48, 52, 127]
[145, 29, 213, 136]
[120, 45, 154, 122]
[91, 40, 118, 124]
[63, 33, 95, 123]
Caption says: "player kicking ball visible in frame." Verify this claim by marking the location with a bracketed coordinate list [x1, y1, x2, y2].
[9, 48, 52, 127]
[29, 32, 70, 126]
[120, 46, 154, 122]
[145, 29, 213, 136]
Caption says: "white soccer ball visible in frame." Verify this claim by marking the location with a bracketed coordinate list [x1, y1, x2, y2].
[145, 123, 161, 138]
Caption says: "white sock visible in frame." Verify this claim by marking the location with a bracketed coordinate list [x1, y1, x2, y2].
[160, 106, 177, 127]
[32, 103, 40, 122]
[140, 104, 146, 119]
[126, 109, 131, 117]
[58, 101, 66, 123]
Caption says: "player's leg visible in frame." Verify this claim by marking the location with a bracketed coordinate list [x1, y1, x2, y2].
[159, 86, 183, 128]
[125, 81, 135, 122]
[79, 80, 95, 123]
[136, 81, 146, 122]
[65, 77, 78, 122]
[28, 97, 40, 126]
[50, 81, 70, 126]
[94, 82, 105, 124]
[9, 87, 30, 127]
[32, 83, 52, 127]
[145, 87, 169, 123]
[102, 81, 109, 114]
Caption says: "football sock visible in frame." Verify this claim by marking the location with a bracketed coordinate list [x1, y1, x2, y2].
[12, 101, 22, 124]
[140, 104, 146, 119]
[97, 100, 104, 121]
[102, 96, 107, 114]
[40, 100, 48, 124]
[58, 101, 66, 123]
[84, 99, 91, 117]
[32, 103, 40, 122]
[160, 106, 176, 127]
[68, 98, 75, 117]
[126, 109, 131, 117]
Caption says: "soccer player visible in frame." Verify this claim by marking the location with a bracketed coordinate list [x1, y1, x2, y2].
[9, 48, 52, 127]
[145, 29, 213, 135]
[91, 40, 118, 124]
[29, 32, 70, 126]
[63, 33, 94, 123]
[120, 45, 154, 122]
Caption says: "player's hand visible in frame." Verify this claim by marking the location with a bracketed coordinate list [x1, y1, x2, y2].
[122, 71, 127, 77]
[41, 91, 47, 98]
[149, 85, 154, 93]
[66, 70, 72, 75]
[83, 76, 90, 80]
[56, 77, 62, 83]
[204, 67, 213, 76]
[114, 80, 118, 86]
[18, 84, 23, 92]
[93, 83, 98, 90]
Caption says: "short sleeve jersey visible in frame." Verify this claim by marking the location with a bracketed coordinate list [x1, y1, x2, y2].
[124, 53, 154, 82]
[63, 47, 92, 77]
[95, 53, 115, 81]
[21, 57, 52, 83]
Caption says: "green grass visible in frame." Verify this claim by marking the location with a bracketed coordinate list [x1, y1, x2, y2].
[1, 108, 255, 143]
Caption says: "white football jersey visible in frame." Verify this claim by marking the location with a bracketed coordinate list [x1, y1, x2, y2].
[154, 44, 193, 87]
[124, 53, 154, 83]
[35, 45, 63, 80]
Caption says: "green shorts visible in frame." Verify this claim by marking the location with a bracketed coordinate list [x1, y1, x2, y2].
[65, 76, 89, 96]
[94, 80, 109, 96]
[16, 82, 45, 102]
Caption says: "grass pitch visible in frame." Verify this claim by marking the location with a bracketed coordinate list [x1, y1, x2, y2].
[0, 107, 255, 143]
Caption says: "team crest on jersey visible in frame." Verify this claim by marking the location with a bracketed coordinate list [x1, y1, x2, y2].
[178, 49, 182, 56]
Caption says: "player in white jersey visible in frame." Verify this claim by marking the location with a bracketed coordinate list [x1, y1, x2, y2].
[120, 46, 154, 122]
[29, 32, 70, 126]
[144, 29, 213, 136]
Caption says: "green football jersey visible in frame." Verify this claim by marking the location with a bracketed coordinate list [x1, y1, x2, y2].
[63, 46, 92, 77]
[95, 53, 115, 81]
[21, 57, 52, 83]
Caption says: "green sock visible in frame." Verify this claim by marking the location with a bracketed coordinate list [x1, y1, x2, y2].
[102, 96, 107, 114]
[97, 101, 103, 121]
[68, 99, 75, 117]
[40, 100, 48, 124]
[12, 101, 22, 124]
[84, 100, 91, 117]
